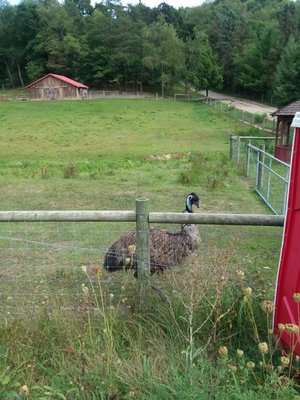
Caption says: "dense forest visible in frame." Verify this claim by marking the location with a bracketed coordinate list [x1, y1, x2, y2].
[1, 0, 300, 106]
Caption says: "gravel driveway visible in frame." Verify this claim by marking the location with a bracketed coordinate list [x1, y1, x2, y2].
[201, 90, 278, 119]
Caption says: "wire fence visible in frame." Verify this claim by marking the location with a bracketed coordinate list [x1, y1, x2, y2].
[0, 206, 284, 319]
[203, 98, 276, 132]
[88, 90, 157, 99]
[230, 135, 276, 165]
[230, 135, 290, 215]
[247, 145, 290, 215]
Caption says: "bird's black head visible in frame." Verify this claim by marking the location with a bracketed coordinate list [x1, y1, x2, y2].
[185, 192, 200, 213]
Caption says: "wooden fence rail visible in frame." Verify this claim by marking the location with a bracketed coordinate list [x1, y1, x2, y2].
[0, 210, 284, 226]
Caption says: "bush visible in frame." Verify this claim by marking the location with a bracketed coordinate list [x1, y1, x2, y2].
[179, 152, 237, 190]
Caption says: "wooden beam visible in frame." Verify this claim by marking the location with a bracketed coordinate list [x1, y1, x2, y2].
[0, 211, 284, 226]
[0, 210, 136, 222]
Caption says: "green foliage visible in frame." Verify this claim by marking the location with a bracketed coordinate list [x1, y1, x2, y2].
[1, 0, 300, 103]
[186, 29, 223, 96]
[273, 36, 300, 107]
[234, 27, 280, 99]
[142, 16, 184, 96]
[179, 152, 237, 190]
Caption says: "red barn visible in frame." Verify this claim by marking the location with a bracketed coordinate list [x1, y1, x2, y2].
[26, 73, 88, 100]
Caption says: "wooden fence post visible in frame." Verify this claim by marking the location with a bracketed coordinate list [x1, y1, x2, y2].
[136, 198, 150, 304]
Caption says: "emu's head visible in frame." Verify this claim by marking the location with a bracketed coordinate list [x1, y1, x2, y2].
[185, 192, 200, 213]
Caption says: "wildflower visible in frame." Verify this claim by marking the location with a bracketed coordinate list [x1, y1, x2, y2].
[19, 385, 29, 397]
[296, 355, 300, 362]
[260, 300, 274, 314]
[280, 356, 290, 367]
[129, 391, 135, 398]
[125, 257, 131, 266]
[237, 349, 244, 358]
[92, 265, 102, 277]
[266, 363, 274, 372]
[277, 323, 285, 332]
[236, 270, 245, 280]
[244, 287, 252, 296]
[293, 293, 300, 303]
[81, 265, 87, 274]
[258, 342, 269, 355]
[218, 346, 228, 358]
[81, 284, 89, 297]
[121, 298, 127, 303]
[228, 365, 237, 373]
[109, 293, 114, 300]
[128, 244, 136, 254]
[285, 324, 299, 333]
[246, 361, 255, 369]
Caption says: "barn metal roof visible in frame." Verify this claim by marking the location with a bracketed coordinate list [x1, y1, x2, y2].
[272, 100, 300, 117]
[26, 73, 89, 89]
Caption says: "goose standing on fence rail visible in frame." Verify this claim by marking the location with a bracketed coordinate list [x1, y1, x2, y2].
[103, 192, 200, 276]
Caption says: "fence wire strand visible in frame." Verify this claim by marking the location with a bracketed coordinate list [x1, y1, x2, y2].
[0, 220, 283, 318]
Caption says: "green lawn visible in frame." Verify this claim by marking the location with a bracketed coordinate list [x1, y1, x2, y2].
[0, 98, 266, 213]
[0, 98, 293, 400]
[1, 99, 232, 162]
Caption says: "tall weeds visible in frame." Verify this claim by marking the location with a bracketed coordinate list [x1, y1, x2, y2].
[1, 255, 300, 399]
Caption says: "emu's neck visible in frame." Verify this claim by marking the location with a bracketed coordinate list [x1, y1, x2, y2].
[185, 199, 193, 213]
[182, 223, 200, 247]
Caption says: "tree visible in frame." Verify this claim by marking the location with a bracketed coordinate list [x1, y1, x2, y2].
[208, 4, 246, 90]
[142, 16, 184, 97]
[278, 2, 297, 46]
[234, 26, 279, 99]
[273, 37, 300, 107]
[0, 2, 39, 86]
[186, 29, 223, 98]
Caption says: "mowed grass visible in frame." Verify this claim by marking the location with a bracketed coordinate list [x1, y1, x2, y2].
[0, 99, 232, 162]
[0, 98, 265, 213]
[0, 98, 292, 399]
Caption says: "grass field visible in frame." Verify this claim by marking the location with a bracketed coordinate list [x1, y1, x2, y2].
[1, 98, 296, 399]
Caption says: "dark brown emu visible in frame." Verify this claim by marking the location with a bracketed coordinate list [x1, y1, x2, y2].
[103, 193, 200, 275]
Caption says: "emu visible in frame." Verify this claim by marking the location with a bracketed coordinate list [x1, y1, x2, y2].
[103, 193, 200, 276]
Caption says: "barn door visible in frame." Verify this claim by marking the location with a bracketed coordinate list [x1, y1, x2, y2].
[274, 112, 300, 354]
[44, 83, 59, 99]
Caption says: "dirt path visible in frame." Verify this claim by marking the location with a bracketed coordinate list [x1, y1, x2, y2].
[201, 90, 278, 119]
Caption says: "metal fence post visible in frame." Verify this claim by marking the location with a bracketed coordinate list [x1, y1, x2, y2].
[282, 168, 290, 215]
[230, 135, 234, 161]
[245, 141, 251, 176]
[237, 136, 241, 163]
[257, 144, 265, 189]
[136, 198, 150, 304]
